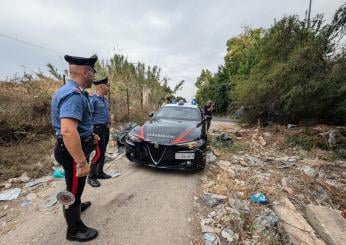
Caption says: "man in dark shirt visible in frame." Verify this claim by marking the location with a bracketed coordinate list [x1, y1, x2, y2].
[204, 100, 214, 131]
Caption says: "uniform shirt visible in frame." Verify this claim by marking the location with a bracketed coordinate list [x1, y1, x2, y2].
[89, 93, 110, 125]
[51, 80, 93, 139]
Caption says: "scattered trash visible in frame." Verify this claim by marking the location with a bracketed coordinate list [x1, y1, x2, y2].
[327, 129, 346, 148]
[52, 159, 60, 167]
[287, 124, 297, 129]
[221, 228, 239, 243]
[254, 208, 279, 238]
[301, 165, 317, 177]
[4, 183, 12, 189]
[105, 153, 117, 163]
[263, 132, 272, 138]
[52, 167, 65, 178]
[259, 136, 267, 146]
[228, 199, 250, 213]
[216, 160, 231, 168]
[21, 200, 32, 208]
[202, 192, 227, 207]
[25, 176, 53, 188]
[203, 232, 218, 245]
[201, 224, 220, 233]
[312, 186, 331, 204]
[26, 193, 37, 201]
[250, 193, 269, 204]
[112, 122, 138, 146]
[106, 170, 121, 178]
[245, 155, 264, 166]
[0, 188, 21, 201]
[43, 192, 58, 208]
[8, 178, 21, 184]
[19, 172, 30, 183]
[214, 133, 233, 147]
[281, 178, 294, 195]
[206, 152, 217, 163]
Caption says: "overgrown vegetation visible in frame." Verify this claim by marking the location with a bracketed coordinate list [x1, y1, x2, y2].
[0, 54, 182, 181]
[196, 3, 346, 125]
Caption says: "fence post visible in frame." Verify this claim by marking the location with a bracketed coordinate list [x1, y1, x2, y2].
[126, 88, 130, 118]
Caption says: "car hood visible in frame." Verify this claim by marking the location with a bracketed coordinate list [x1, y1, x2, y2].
[130, 119, 202, 144]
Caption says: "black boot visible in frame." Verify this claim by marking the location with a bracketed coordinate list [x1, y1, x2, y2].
[88, 163, 101, 187]
[63, 205, 98, 242]
[81, 201, 91, 212]
[97, 172, 111, 179]
[87, 178, 101, 187]
[96, 160, 111, 179]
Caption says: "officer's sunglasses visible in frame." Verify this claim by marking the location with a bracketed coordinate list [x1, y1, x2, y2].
[82, 66, 96, 74]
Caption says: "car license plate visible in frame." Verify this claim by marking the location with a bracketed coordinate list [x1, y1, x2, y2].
[175, 152, 195, 160]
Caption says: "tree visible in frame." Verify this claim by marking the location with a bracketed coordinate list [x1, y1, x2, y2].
[195, 3, 346, 124]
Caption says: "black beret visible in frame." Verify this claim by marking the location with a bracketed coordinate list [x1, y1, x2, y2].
[64, 54, 98, 72]
[93, 77, 108, 85]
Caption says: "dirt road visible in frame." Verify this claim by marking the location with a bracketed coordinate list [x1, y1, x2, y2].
[1, 160, 201, 244]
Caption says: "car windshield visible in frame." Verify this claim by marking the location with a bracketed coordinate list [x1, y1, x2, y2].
[155, 106, 201, 121]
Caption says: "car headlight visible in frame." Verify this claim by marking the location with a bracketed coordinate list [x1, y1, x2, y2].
[176, 139, 205, 149]
[128, 133, 143, 143]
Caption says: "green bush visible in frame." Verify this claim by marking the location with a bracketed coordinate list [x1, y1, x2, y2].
[196, 3, 346, 125]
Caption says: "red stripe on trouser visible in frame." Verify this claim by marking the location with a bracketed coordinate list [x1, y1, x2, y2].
[71, 161, 78, 195]
[92, 144, 101, 164]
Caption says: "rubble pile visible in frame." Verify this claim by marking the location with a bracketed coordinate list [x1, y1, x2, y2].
[199, 123, 346, 244]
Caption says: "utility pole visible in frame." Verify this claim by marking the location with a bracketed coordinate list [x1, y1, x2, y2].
[307, 0, 312, 27]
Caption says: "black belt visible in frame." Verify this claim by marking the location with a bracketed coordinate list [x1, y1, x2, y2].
[94, 124, 108, 129]
[56, 135, 94, 144]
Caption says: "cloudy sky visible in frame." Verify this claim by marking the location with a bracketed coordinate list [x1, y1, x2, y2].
[0, 0, 344, 99]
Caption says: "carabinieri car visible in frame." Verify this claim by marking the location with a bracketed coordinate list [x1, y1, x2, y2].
[125, 101, 208, 170]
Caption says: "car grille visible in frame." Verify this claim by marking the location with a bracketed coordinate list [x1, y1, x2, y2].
[146, 143, 166, 164]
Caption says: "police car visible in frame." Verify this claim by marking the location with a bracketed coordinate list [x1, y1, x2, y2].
[125, 100, 208, 170]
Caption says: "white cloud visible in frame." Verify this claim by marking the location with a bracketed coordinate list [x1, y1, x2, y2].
[0, 0, 344, 100]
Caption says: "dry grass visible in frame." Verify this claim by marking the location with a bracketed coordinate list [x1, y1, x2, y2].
[0, 79, 156, 182]
[0, 137, 54, 183]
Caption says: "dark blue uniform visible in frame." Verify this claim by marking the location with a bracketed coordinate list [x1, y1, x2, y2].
[90, 93, 110, 125]
[204, 105, 213, 131]
[52, 80, 93, 138]
[88, 93, 111, 183]
[51, 80, 100, 240]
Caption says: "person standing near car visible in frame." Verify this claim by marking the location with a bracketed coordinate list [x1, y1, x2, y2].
[87, 77, 112, 187]
[161, 96, 171, 107]
[204, 100, 214, 131]
[51, 54, 100, 242]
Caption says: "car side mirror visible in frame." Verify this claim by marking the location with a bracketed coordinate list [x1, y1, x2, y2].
[148, 112, 154, 117]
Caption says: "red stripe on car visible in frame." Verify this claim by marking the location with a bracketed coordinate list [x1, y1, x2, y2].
[171, 128, 193, 144]
[139, 125, 145, 140]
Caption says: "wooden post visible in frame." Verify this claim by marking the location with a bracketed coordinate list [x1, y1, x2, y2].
[126, 88, 130, 118]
